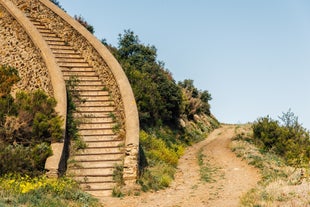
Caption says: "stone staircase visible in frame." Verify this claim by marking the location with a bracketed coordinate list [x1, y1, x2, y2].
[29, 17, 124, 197]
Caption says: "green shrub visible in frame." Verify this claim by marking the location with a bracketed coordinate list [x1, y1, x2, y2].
[0, 65, 64, 175]
[2, 90, 64, 145]
[0, 144, 52, 176]
[0, 65, 20, 96]
[252, 110, 310, 167]
[138, 162, 175, 192]
[140, 130, 184, 167]
[0, 174, 102, 207]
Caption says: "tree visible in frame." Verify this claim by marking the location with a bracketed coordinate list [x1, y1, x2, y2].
[178, 79, 212, 118]
[115, 30, 182, 128]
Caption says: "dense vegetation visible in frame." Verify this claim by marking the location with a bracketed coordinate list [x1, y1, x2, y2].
[105, 30, 219, 192]
[252, 110, 310, 167]
[0, 65, 63, 176]
[0, 65, 103, 206]
[1, 5, 219, 204]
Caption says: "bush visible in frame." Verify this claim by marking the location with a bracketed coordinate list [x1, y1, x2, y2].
[0, 174, 102, 207]
[252, 110, 310, 167]
[0, 144, 52, 176]
[1, 90, 63, 145]
[140, 130, 184, 167]
[138, 130, 184, 191]
[0, 65, 64, 176]
[113, 30, 183, 128]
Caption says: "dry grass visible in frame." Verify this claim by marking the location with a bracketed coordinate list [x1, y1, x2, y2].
[231, 124, 310, 207]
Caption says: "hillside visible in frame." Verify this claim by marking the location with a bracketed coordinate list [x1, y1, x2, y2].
[0, 1, 219, 204]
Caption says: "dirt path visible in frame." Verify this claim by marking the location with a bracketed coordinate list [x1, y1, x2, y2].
[102, 125, 260, 207]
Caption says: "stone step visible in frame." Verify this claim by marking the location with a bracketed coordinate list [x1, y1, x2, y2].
[73, 113, 114, 120]
[68, 167, 115, 176]
[43, 36, 63, 41]
[78, 117, 114, 124]
[78, 90, 110, 96]
[45, 40, 66, 45]
[77, 95, 111, 102]
[64, 76, 100, 81]
[74, 175, 114, 183]
[52, 50, 79, 55]
[81, 135, 120, 142]
[77, 147, 123, 155]
[29, 20, 41, 26]
[54, 53, 82, 58]
[49, 45, 75, 50]
[76, 160, 122, 169]
[85, 189, 112, 197]
[78, 122, 115, 129]
[80, 182, 116, 191]
[79, 128, 115, 136]
[58, 62, 90, 67]
[75, 101, 114, 107]
[56, 57, 85, 63]
[76, 106, 115, 113]
[72, 112, 111, 119]
[85, 140, 123, 148]
[62, 69, 97, 75]
[74, 85, 107, 91]
[36, 28, 52, 33]
[34, 25, 47, 30]
[61, 66, 94, 72]
[76, 80, 103, 86]
[62, 70, 97, 76]
[74, 153, 123, 162]
[62, 75, 99, 81]
[42, 33, 58, 38]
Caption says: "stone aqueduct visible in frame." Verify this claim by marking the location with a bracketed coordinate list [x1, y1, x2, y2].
[0, 0, 139, 197]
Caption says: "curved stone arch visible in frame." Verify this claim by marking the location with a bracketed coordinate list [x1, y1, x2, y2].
[0, 0, 67, 177]
[39, 0, 139, 182]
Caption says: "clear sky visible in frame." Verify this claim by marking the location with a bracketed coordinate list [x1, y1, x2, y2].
[58, 0, 310, 130]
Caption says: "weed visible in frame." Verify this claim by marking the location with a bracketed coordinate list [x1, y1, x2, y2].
[197, 148, 221, 183]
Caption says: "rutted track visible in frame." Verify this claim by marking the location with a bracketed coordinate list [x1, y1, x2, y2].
[103, 125, 260, 206]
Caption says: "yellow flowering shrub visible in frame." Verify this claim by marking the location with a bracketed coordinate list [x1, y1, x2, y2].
[0, 174, 76, 194]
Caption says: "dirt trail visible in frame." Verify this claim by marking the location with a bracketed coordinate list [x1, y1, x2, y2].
[102, 125, 260, 207]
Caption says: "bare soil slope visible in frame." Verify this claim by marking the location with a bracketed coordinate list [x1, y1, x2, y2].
[103, 125, 260, 207]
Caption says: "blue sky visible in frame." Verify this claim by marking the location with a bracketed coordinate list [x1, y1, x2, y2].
[58, 0, 310, 130]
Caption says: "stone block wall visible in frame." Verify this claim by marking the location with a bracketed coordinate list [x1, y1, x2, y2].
[12, 0, 125, 134]
[0, 4, 53, 95]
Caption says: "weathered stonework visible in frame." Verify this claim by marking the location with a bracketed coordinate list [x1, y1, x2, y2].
[1, 0, 139, 189]
[11, 0, 125, 132]
[0, 4, 53, 95]
[123, 144, 139, 185]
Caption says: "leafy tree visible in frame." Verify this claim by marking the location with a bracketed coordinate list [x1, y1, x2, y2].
[114, 30, 182, 128]
[178, 79, 212, 119]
